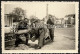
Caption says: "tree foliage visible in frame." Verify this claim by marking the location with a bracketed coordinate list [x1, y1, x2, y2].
[30, 15, 39, 23]
[12, 7, 26, 17]
[9, 7, 26, 22]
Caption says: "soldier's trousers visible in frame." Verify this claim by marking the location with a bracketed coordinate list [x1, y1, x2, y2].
[49, 28, 54, 41]
[38, 28, 45, 47]
[15, 34, 28, 46]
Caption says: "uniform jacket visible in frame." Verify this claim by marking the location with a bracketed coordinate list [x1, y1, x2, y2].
[47, 18, 54, 25]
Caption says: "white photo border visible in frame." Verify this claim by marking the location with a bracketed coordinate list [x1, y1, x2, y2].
[1, 1, 79, 53]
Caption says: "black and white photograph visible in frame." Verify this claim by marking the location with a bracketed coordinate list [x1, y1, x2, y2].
[1, 1, 79, 53]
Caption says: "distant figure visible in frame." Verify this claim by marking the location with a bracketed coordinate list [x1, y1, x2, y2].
[47, 15, 54, 42]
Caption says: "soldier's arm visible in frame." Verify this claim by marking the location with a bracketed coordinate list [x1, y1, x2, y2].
[15, 23, 31, 35]
[15, 28, 31, 34]
[51, 18, 54, 25]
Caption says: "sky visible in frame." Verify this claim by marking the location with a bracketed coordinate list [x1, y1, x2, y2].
[4, 2, 75, 19]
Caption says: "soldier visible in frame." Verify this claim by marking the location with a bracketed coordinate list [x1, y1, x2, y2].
[29, 20, 45, 49]
[47, 15, 55, 42]
[15, 18, 30, 47]
[37, 27, 45, 49]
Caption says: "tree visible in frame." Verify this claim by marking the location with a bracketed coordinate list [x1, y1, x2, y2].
[30, 15, 39, 23]
[12, 7, 26, 16]
[10, 7, 26, 22]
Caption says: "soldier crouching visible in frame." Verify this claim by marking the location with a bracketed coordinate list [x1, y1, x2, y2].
[29, 28, 45, 49]
[29, 21, 46, 49]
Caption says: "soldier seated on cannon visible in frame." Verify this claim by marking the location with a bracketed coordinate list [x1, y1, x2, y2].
[15, 18, 31, 47]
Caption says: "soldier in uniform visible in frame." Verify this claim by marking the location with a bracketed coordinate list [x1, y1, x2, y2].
[29, 20, 45, 49]
[15, 18, 30, 47]
[47, 15, 55, 42]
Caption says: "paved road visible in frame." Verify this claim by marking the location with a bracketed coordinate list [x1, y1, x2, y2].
[5, 27, 75, 50]
[41, 27, 75, 50]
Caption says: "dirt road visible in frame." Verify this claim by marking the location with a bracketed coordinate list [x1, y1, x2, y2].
[5, 27, 75, 50]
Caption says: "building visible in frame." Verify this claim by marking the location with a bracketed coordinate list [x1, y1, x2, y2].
[64, 14, 75, 27]
[5, 14, 13, 27]
[55, 18, 65, 28]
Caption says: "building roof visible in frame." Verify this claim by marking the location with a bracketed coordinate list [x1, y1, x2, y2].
[65, 14, 75, 18]
[5, 14, 22, 17]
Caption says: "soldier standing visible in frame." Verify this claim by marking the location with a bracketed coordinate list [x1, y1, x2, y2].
[47, 15, 55, 42]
